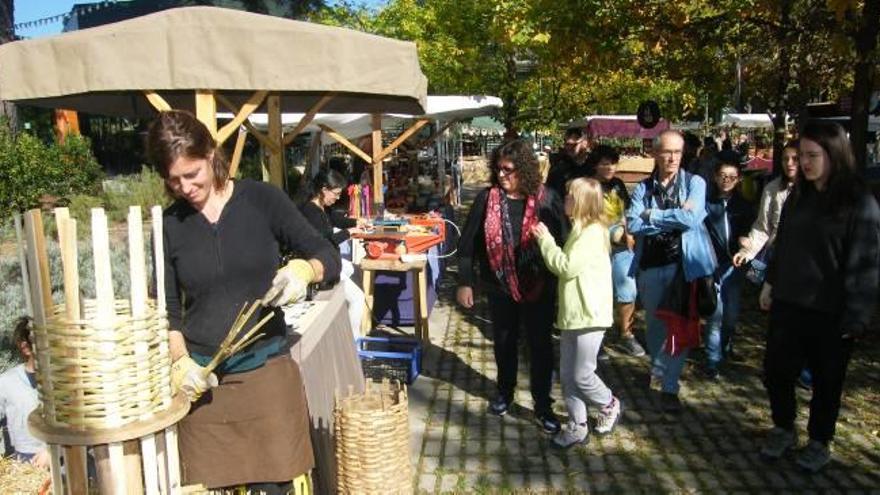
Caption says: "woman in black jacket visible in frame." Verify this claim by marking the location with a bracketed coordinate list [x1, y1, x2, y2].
[456, 139, 567, 434]
[759, 121, 880, 472]
[299, 168, 369, 336]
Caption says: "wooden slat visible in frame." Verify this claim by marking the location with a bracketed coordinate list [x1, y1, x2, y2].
[216, 90, 268, 145]
[375, 118, 430, 163]
[318, 124, 372, 164]
[267, 94, 284, 187]
[216, 93, 280, 154]
[49, 445, 65, 495]
[165, 425, 182, 494]
[144, 91, 172, 112]
[63, 446, 89, 495]
[123, 440, 145, 495]
[371, 114, 383, 204]
[281, 94, 335, 147]
[141, 434, 159, 495]
[151, 206, 172, 409]
[155, 430, 169, 494]
[228, 126, 248, 178]
[13, 214, 34, 319]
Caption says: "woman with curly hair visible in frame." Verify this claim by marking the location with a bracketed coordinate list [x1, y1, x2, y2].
[456, 140, 568, 434]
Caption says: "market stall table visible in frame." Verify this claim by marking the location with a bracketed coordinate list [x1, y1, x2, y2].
[288, 284, 365, 494]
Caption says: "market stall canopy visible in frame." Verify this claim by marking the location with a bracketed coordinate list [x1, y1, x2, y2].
[720, 113, 774, 129]
[567, 115, 670, 139]
[0, 6, 428, 117]
[218, 95, 503, 144]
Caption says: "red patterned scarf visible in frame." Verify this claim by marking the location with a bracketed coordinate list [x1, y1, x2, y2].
[484, 186, 546, 302]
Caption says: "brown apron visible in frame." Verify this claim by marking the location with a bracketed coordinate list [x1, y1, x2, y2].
[178, 355, 314, 488]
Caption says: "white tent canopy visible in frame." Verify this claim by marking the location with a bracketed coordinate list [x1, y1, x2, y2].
[720, 113, 775, 129]
[219, 95, 502, 144]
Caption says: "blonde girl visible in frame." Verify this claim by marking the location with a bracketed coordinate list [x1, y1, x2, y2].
[532, 177, 622, 449]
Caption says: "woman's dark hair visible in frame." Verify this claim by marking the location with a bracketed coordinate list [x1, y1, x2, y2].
[795, 121, 863, 211]
[146, 110, 229, 193]
[12, 316, 31, 354]
[490, 140, 542, 196]
[299, 168, 348, 204]
[585, 144, 620, 168]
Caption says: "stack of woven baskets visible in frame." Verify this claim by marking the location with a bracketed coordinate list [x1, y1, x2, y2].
[334, 380, 411, 493]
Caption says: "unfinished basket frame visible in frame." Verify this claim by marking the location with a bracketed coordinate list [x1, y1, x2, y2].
[17, 206, 189, 495]
[334, 380, 411, 494]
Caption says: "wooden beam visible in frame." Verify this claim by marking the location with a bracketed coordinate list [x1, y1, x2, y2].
[318, 124, 372, 164]
[143, 91, 172, 112]
[376, 118, 430, 163]
[371, 114, 383, 205]
[215, 93, 280, 154]
[216, 90, 267, 145]
[228, 127, 248, 178]
[416, 120, 456, 150]
[267, 94, 284, 187]
[282, 94, 335, 147]
[194, 90, 217, 139]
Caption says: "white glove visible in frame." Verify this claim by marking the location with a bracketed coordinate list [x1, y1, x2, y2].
[171, 356, 218, 402]
[261, 259, 316, 307]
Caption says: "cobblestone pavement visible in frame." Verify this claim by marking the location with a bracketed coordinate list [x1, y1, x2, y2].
[408, 186, 880, 494]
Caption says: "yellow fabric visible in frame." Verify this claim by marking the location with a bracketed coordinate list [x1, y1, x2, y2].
[602, 189, 626, 225]
[536, 223, 614, 330]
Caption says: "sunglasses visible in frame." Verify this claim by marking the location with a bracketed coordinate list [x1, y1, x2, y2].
[495, 165, 517, 176]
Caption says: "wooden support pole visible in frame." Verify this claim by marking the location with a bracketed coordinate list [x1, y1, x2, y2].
[194, 90, 217, 139]
[282, 94, 335, 147]
[143, 91, 172, 112]
[13, 214, 33, 318]
[415, 120, 456, 150]
[318, 124, 372, 164]
[216, 90, 268, 145]
[215, 93, 280, 154]
[375, 118, 430, 163]
[371, 114, 383, 206]
[228, 127, 248, 178]
[267, 94, 284, 187]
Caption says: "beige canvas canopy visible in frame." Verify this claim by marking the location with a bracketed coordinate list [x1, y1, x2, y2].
[0, 6, 427, 189]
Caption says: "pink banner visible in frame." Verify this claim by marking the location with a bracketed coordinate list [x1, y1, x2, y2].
[586, 118, 670, 139]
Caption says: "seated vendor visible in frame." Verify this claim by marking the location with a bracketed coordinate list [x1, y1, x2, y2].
[299, 169, 370, 337]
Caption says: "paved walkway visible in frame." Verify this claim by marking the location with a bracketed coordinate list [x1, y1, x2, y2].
[400, 185, 880, 494]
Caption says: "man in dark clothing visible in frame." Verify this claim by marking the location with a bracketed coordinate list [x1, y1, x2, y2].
[545, 127, 590, 197]
[702, 151, 755, 377]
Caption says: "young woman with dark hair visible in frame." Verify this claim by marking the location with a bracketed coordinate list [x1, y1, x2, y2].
[759, 121, 880, 472]
[456, 140, 567, 434]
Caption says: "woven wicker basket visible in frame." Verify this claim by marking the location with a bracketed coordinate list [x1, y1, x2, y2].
[334, 380, 411, 494]
[33, 299, 172, 429]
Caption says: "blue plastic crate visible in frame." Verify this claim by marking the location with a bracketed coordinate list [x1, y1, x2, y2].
[356, 336, 421, 384]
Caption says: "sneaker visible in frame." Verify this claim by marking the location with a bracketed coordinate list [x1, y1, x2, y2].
[595, 397, 622, 435]
[795, 440, 831, 473]
[488, 395, 511, 416]
[796, 369, 813, 390]
[551, 422, 589, 449]
[659, 392, 682, 414]
[620, 335, 646, 357]
[536, 410, 562, 434]
[703, 365, 720, 381]
[760, 427, 798, 460]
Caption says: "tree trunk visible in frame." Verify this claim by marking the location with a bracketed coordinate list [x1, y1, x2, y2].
[772, 0, 792, 176]
[849, 0, 880, 171]
[0, 0, 16, 131]
[501, 54, 519, 140]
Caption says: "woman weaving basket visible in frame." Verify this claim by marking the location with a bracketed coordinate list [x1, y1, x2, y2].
[147, 110, 341, 493]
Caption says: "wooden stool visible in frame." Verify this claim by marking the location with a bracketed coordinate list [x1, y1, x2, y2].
[359, 258, 429, 342]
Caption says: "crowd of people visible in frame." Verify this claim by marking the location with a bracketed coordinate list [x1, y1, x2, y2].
[456, 122, 880, 473]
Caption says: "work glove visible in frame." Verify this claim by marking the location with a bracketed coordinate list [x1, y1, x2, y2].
[171, 355, 218, 402]
[261, 259, 316, 307]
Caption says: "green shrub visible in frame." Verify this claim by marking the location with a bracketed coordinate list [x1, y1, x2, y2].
[0, 123, 103, 220]
[103, 167, 171, 223]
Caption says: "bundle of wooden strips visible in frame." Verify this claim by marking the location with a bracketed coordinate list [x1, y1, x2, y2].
[202, 301, 274, 375]
[334, 380, 411, 494]
[0, 456, 52, 494]
[33, 299, 172, 429]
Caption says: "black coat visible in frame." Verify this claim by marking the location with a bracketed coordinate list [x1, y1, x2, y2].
[704, 187, 755, 265]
